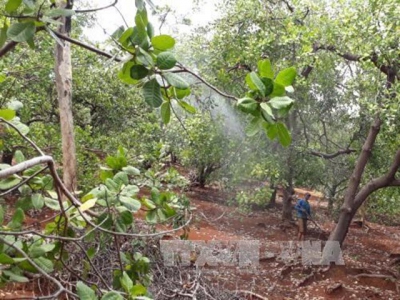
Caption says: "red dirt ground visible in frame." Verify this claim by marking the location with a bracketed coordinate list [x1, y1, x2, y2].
[166, 187, 400, 299]
[1, 186, 400, 299]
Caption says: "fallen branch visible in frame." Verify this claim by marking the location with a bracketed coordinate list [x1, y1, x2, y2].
[235, 290, 269, 300]
[349, 273, 397, 280]
[297, 272, 315, 287]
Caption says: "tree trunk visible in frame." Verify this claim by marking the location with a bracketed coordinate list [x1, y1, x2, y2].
[327, 117, 381, 245]
[327, 209, 356, 247]
[54, 0, 77, 192]
[268, 185, 277, 208]
[281, 187, 294, 221]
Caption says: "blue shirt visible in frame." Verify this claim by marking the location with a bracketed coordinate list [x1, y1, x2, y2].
[295, 199, 311, 219]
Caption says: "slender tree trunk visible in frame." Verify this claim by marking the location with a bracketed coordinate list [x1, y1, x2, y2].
[268, 185, 277, 208]
[281, 111, 296, 220]
[281, 187, 294, 221]
[54, 0, 77, 192]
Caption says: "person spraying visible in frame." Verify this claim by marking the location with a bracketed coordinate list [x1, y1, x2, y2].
[295, 193, 311, 241]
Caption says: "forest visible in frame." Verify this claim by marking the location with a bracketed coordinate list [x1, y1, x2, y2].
[0, 0, 399, 299]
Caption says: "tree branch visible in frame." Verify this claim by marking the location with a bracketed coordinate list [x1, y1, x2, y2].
[75, 0, 118, 13]
[354, 148, 400, 207]
[310, 148, 357, 159]
[173, 64, 238, 101]
[0, 40, 18, 58]
[52, 30, 122, 62]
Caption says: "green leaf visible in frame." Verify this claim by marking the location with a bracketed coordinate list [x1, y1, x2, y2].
[8, 208, 24, 229]
[0, 205, 4, 224]
[29, 245, 45, 258]
[114, 172, 129, 186]
[23, 0, 35, 10]
[131, 26, 149, 48]
[261, 77, 274, 96]
[245, 117, 262, 137]
[0, 25, 8, 48]
[11, 118, 29, 135]
[44, 197, 61, 210]
[0, 73, 6, 83]
[2, 270, 29, 283]
[136, 48, 154, 67]
[97, 213, 113, 229]
[115, 217, 127, 232]
[80, 198, 97, 212]
[135, 8, 148, 30]
[119, 27, 134, 45]
[76, 281, 97, 300]
[131, 284, 147, 296]
[248, 72, 266, 96]
[111, 25, 125, 39]
[258, 59, 274, 78]
[122, 166, 140, 176]
[275, 67, 296, 87]
[7, 22, 36, 43]
[0, 109, 16, 120]
[130, 64, 149, 80]
[147, 22, 154, 39]
[135, 0, 145, 10]
[285, 85, 294, 93]
[142, 198, 156, 210]
[260, 103, 274, 123]
[14, 150, 25, 163]
[265, 123, 278, 140]
[101, 291, 124, 300]
[45, 8, 75, 18]
[119, 210, 133, 225]
[157, 209, 167, 221]
[151, 35, 175, 50]
[0, 253, 14, 264]
[33, 257, 54, 273]
[270, 82, 286, 97]
[146, 209, 157, 223]
[276, 122, 291, 146]
[120, 272, 133, 293]
[178, 100, 196, 114]
[268, 96, 294, 110]
[237, 97, 259, 114]
[172, 87, 190, 99]
[160, 101, 171, 124]
[5, 0, 22, 13]
[163, 72, 189, 89]
[32, 193, 44, 209]
[119, 196, 141, 212]
[156, 52, 177, 70]
[142, 78, 163, 107]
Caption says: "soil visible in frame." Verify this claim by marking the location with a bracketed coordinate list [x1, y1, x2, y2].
[1, 185, 400, 299]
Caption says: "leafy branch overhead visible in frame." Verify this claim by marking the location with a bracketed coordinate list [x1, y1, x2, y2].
[0, 0, 297, 148]
[237, 60, 296, 146]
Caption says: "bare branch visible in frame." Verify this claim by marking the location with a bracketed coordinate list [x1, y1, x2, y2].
[172, 64, 238, 101]
[0, 40, 17, 58]
[52, 30, 122, 62]
[0, 156, 53, 179]
[75, 0, 118, 13]
[310, 148, 357, 159]
[0, 118, 44, 155]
